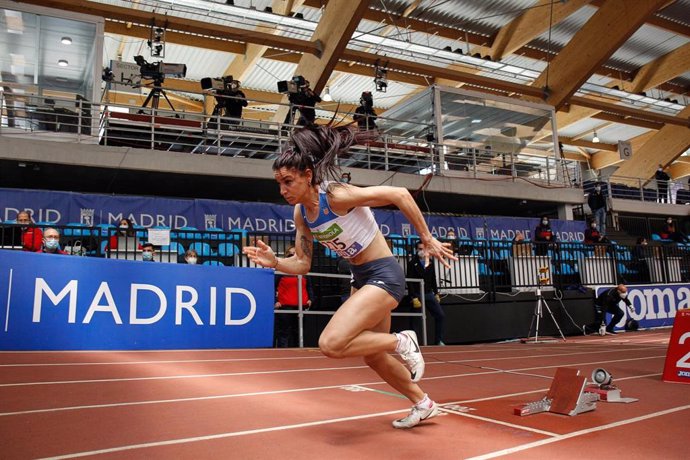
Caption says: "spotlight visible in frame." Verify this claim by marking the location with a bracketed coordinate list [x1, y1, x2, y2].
[374, 64, 388, 92]
[592, 130, 600, 143]
[264, 6, 273, 13]
[322, 86, 333, 102]
[61, 36, 72, 45]
[57, 59, 69, 67]
[225, 0, 234, 4]
[443, 46, 452, 52]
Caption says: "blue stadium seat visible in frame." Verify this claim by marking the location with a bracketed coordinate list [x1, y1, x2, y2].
[202, 260, 225, 266]
[161, 242, 186, 255]
[189, 242, 215, 256]
[217, 243, 240, 257]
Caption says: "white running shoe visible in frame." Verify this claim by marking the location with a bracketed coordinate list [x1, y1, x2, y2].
[392, 401, 439, 429]
[397, 330, 425, 382]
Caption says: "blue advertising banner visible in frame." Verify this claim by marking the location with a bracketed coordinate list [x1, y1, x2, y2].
[0, 187, 585, 241]
[0, 251, 274, 350]
[595, 284, 688, 330]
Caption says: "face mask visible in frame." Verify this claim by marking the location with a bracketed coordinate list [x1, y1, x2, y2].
[120, 225, 128, 229]
[619, 292, 627, 299]
[594, 187, 601, 192]
[542, 220, 548, 225]
[142, 251, 153, 261]
[45, 239, 59, 250]
[667, 220, 672, 224]
[591, 224, 597, 229]
[641, 241, 648, 246]
[417, 250, 425, 258]
[186, 257, 197, 265]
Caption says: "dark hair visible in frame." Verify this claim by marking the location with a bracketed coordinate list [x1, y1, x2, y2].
[142, 242, 154, 250]
[636, 236, 646, 244]
[118, 218, 135, 237]
[272, 125, 375, 186]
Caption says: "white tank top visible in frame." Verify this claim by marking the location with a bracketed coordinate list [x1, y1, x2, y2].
[300, 183, 378, 259]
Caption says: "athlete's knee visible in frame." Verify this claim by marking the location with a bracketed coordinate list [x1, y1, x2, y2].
[318, 332, 348, 359]
[363, 351, 387, 368]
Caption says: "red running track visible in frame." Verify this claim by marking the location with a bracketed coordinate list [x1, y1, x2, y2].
[0, 329, 688, 459]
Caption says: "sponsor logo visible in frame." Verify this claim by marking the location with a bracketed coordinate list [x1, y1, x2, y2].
[678, 370, 690, 378]
[312, 223, 344, 242]
[204, 214, 217, 230]
[80, 208, 95, 226]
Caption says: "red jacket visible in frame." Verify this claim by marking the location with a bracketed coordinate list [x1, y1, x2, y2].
[276, 276, 310, 306]
[22, 227, 43, 252]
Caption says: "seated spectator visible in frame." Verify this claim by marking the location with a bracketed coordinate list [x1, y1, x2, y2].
[534, 216, 555, 256]
[584, 220, 607, 244]
[17, 211, 43, 252]
[445, 229, 458, 255]
[184, 249, 199, 264]
[660, 217, 689, 243]
[40, 228, 68, 255]
[141, 242, 156, 262]
[633, 237, 650, 282]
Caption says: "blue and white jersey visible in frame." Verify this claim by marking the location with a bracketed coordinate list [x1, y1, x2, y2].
[300, 183, 378, 259]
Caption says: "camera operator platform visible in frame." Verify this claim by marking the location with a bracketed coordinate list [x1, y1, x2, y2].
[524, 268, 566, 343]
[279, 77, 321, 127]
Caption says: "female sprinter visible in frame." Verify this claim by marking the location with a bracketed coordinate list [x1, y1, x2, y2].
[243, 125, 456, 429]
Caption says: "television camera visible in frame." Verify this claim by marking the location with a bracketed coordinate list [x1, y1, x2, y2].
[201, 76, 241, 93]
[133, 55, 187, 111]
[133, 55, 187, 83]
[201, 76, 247, 128]
[277, 75, 308, 94]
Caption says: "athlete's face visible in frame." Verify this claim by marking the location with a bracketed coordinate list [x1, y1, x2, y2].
[274, 167, 312, 205]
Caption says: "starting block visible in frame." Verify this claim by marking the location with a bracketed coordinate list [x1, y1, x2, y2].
[584, 384, 638, 403]
[514, 368, 598, 416]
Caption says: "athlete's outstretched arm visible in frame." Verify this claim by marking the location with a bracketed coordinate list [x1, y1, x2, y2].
[243, 205, 313, 274]
[330, 184, 457, 267]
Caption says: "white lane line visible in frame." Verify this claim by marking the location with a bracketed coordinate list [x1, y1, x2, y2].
[38, 409, 412, 460]
[0, 365, 662, 418]
[0, 345, 662, 367]
[440, 407, 558, 437]
[0, 352, 665, 388]
[466, 404, 690, 460]
[36, 373, 673, 460]
[4, 269, 12, 333]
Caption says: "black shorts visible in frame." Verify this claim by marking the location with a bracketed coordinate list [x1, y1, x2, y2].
[350, 256, 405, 303]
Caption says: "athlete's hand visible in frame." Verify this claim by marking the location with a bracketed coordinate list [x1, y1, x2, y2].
[423, 237, 458, 269]
[243, 239, 278, 268]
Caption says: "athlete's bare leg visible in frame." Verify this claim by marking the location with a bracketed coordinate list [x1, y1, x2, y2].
[318, 285, 425, 403]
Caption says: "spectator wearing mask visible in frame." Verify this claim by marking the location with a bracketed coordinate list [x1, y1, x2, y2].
[16, 211, 43, 252]
[107, 218, 136, 251]
[584, 284, 632, 335]
[660, 217, 689, 243]
[407, 241, 446, 346]
[274, 245, 313, 347]
[40, 227, 68, 255]
[656, 165, 670, 203]
[445, 229, 458, 255]
[587, 183, 608, 236]
[584, 220, 607, 244]
[141, 242, 156, 262]
[534, 216, 555, 256]
[184, 249, 199, 265]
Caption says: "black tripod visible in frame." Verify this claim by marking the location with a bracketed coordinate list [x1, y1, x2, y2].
[525, 285, 566, 343]
[140, 77, 176, 112]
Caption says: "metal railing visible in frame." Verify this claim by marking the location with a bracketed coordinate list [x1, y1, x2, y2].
[0, 88, 579, 186]
[4, 225, 688, 296]
[587, 176, 690, 205]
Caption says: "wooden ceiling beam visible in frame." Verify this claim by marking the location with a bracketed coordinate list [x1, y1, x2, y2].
[489, 0, 592, 61]
[530, 0, 668, 110]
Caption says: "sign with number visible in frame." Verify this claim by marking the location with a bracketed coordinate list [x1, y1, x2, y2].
[663, 308, 690, 384]
[618, 140, 633, 161]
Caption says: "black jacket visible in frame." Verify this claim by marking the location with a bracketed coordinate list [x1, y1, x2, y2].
[588, 191, 607, 211]
[407, 255, 438, 298]
[595, 288, 631, 309]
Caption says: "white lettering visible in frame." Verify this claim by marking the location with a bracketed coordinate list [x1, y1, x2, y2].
[224, 288, 256, 325]
[33, 279, 79, 323]
[130, 284, 167, 324]
[210, 286, 217, 326]
[643, 288, 675, 320]
[175, 286, 202, 325]
[83, 282, 123, 324]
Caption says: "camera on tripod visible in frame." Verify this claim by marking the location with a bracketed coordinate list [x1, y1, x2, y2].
[200, 76, 241, 93]
[277, 75, 307, 94]
[133, 55, 187, 82]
